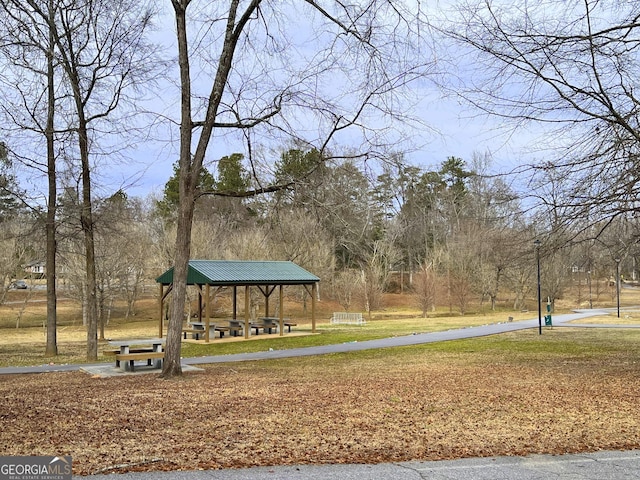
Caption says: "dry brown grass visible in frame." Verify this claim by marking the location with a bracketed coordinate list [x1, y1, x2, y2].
[0, 294, 162, 366]
[1, 288, 640, 475]
[1, 328, 639, 476]
[0, 291, 544, 366]
[568, 311, 640, 324]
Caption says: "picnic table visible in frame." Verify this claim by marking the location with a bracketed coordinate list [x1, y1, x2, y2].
[254, 317, 279, 334]
[256, 317, 298, 333]
[184, 321, 245, 340]
[180, 318, 296, 340]
[107, 338, 165, 372]
[227, 319, 244, 337]
[184, 321, 217, 340]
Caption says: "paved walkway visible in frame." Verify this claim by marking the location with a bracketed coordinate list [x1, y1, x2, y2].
[1, 307, 637, 375]
[179, 308, 640, 367]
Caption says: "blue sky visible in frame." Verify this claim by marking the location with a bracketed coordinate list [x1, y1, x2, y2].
[11, 1, 549, 203]
[111, 96, 542, 199]
[85, 90, 545, 203]
[119, 2, 548, 199]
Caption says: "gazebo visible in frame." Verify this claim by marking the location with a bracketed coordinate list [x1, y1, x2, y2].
[155, 260, 320, 341]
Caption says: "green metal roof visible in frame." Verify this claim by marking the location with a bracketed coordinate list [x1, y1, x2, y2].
[155, 260, 320, 286]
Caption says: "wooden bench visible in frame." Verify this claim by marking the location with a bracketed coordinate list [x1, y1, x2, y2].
[103, 347, 154, 356]
[227, 325, 243, 337]
[248, 321, 296, 334]
[214, 325, 243, 337]
[251, 323, 279, 335]
[114, 351, 165, 371]
[214, 326, 229, 337]
[182, 328, 206, 340]
[182, 325, 243, 340]
[250, 324, 265, 335]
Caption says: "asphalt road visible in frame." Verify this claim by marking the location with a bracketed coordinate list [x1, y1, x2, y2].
[78, 449, 640, 479]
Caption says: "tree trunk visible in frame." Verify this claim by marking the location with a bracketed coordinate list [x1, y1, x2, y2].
[163, 0, 251, 377]
[162, 206, 194, 377]
[77, 110, 98, 361]
[44, 0, 57, 357]
[98, 285, 105, 341]
[42, 0, 99, 361]
[490, 266, 502, 312]
[162, 2, 193, 377]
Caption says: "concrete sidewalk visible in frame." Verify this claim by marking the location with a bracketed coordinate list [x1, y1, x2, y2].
[77, 449, 640, 479]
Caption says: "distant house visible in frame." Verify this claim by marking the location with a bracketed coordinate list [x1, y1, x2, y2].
[24, 261, 45, 279]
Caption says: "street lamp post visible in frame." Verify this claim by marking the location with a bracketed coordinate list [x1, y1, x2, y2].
[534, 239, 542, 335]
[587, 270, 592, 309]
[615, 258, 621, 318]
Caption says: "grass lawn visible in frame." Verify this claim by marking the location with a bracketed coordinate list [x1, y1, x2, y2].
[0, 302, 538, 366]
[1, 290, 639, 475]
[1, 327, 639, 475]
[1, 284, 636, 367]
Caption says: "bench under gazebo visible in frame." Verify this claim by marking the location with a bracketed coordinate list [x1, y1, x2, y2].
[155, 260, 320, 342]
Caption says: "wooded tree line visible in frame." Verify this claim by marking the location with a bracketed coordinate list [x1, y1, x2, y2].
[2, 1, 640, 376]
[1, 148, 635, 318]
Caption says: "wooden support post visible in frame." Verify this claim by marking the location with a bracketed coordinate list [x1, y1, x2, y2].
[197, 284, 203, 321]
[279, 284, 284, 336]
[312, 283, 317, 333]
[233, 286, 237, 319]
[205, 284, 211, 343]
[158, 283, 164, 338]
[244, 285, 250, 339]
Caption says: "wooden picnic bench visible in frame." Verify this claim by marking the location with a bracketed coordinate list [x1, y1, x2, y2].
[283, 321, 297, 332]
[182, 319, 292, 339]
[181, 324, 242, 340]
[213, 326, 229, 337]
[182, 328, 206, 340]
[250, 323, 272, 335]
[182, 321, 217, 340]
[227, 320, 244, 337]
[115, 351, 165, 372]
[246, 318, 298, 335]
[258, 317, 297, 333]
[108, 339, 165, 371]
[215, 325, 243, 337]
[104, 347, 154, 357]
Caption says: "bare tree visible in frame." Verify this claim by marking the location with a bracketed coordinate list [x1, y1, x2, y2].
[361, 235, 401, 315]
[414, 260, 437, 317]
[269, 210, 334, 282]
[163, 1, 430, 376]
[19, 0, 158, 360]
[93, 192, 152, 336]
[442, 0, 640, 237]
[43, 0, 58, 356]
[332, 269, 361, 312]
[1, 0, 62, 356]
[463, 155, 525, 310]
[0, 220, 33, 305]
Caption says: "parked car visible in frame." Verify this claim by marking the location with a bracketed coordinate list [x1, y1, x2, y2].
[10, 280, 27, 289]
